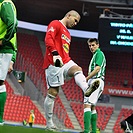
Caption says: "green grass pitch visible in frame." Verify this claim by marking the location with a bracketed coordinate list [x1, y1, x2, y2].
[0, 124, 75, 133]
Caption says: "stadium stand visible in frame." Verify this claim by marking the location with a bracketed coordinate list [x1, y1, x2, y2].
[15, 33, 47, 95]
[12, 32, 132, 132]
[4, 82, 46, 125]
[62, 79, 84, 103]
[5, 80, 14, 95]
[104, 51, 132, 88]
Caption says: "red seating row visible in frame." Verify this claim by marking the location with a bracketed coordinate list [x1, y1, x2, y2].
[5, 80, 14, 94]
[4, 94, 46, 125]
[62, 79, 83, 102]
[4, 79, 46, 125]
[15, 33, 46, 94]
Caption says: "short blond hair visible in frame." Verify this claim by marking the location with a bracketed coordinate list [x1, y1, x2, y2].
[65, 10, 80, 18]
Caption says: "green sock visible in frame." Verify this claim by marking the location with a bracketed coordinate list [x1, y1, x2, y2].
[91, 112, 97, 133]
[0, 92, 7, 123]
[84, 109, 91, 133]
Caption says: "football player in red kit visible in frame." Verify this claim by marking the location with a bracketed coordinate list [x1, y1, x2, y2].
[43, 10, 100, 130]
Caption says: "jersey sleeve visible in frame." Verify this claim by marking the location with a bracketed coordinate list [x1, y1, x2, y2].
[45, 20, 60, 53]
[1, 2, 18, 44]
[95, 52, 104, 66]
[11, 50, 17, 63]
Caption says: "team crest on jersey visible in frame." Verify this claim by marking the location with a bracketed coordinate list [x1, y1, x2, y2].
[63, 43, 69, 53]
[47, 26, 55, 32]
[61, 34, 70, 44]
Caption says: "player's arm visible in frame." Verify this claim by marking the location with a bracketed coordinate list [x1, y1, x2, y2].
[1, 2, 18, 45]
[8, 61, 14, 73]
[45, 21, 63, 67]
[86, 65, 100, 81]
[86, 52, 103, 81]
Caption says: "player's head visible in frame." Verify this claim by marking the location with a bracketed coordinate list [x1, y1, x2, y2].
[87, 38, 99, 53]
[30, 110, 34, 113]
[62, 10, 80, 28]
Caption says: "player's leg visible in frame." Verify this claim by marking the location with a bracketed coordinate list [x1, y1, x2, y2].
[66, 61, 88, 93]
[44, 65, 64, 129]
[81, 78, 104, 133]
[81, 104, 97, 133]
[91, 105, 97, 133]
[0, 54, 12, 125]
[44, 87, 59, 129]
[66, 60, 100, 97]
[0, 88, 6, 125]
[88, 78, 104, 132]
[29, 122, 32, 127]
[85, 80, 100, 97]
[83, 103, 92, 133]
[73, 67, 100, 97]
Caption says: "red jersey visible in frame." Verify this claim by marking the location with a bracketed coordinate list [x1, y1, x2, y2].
[43, 20, 71, 69]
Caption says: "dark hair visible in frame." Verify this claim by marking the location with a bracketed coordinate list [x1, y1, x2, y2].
[87, 38, 99, 44]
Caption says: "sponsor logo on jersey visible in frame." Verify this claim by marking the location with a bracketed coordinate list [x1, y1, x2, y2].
[63, 29, 66, 32]
[47, 26, 55, 32]
[63, 43, 69, 53]
[61, 34, 70, 44]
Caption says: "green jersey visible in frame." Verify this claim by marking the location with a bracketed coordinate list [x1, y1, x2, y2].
[0, 0, 18, 62]
[88, 48, 106, 80]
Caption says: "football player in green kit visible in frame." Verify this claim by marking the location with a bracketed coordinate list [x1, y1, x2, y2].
[0, 0, 18, 125]
[81, 38, 106, 133]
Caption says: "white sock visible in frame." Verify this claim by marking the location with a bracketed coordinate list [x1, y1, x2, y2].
[74, 71, 88, 93]
[0, 85, 6, 93]
[91, 109, 97, 114]
[44, 94, 55, 127]
[84, 107, 91, 113]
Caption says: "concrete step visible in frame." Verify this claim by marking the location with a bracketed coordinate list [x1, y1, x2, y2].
[109, 119, 116, 123]
[104, 129, 113, 133]
[6, 74, 22, 95]
[107, 123, 115, 126]
[32, 101, 45, 116]
[59, 88, 81, 130]
[104, 109, 120, 132]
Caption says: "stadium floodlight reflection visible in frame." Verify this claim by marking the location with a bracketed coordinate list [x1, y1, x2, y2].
[18, 20, 98, 39]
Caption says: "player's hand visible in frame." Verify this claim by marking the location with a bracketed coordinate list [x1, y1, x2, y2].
[53, 55, 63, 67]
[86, 76, 89, 82]
[8, 61, 14, 74]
